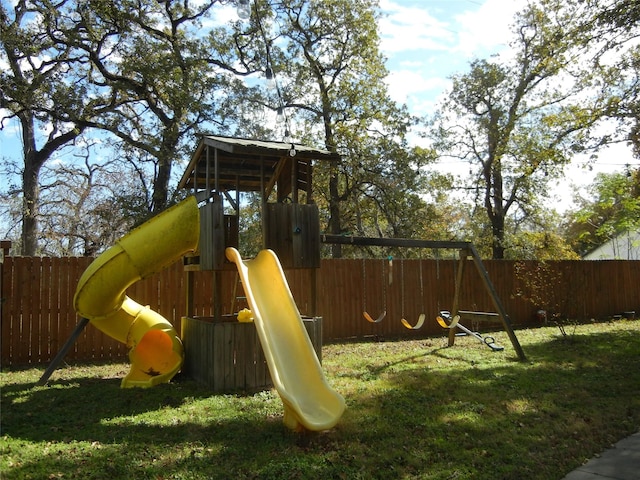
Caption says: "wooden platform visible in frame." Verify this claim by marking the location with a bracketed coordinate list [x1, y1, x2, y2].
[181, 316, 322, 393]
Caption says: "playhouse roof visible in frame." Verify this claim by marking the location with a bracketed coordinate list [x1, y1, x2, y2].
[178, 135, 339, 193]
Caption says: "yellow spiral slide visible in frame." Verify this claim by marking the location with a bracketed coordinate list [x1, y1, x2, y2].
[73, 196, 344, 431]
[73, 196, 200, 388]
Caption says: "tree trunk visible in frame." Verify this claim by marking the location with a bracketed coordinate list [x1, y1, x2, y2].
[20, 114, 40, 256]
[152, 156, 171, 213]
[17, 110, 85, 255]
[491, 217, 506, 259]
[21, 162, 39, 256]
[491, 166, 506, 259]
[152, 129, 178, 213]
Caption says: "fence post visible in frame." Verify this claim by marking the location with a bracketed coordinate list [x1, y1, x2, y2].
[0, 241, 11, 321]
[0, 241, 11, 361]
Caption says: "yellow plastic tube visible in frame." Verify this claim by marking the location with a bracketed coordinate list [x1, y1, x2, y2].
[73, 196, 200, 387]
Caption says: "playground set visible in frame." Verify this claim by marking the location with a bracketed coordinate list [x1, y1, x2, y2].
[39, 135, 525, 433]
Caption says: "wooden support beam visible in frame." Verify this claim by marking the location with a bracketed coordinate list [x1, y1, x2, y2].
[468, 244, 527, 361]
[320, 234, 472, 250]
[319, 235, 527, 361]
[185, 269, 194, 317]
[264, 156, 288, 200]
[449, 249, 467, 347]
[224, 191, 237, 211]
[213, 270, 223, 320]
[38, 317, 91, 386]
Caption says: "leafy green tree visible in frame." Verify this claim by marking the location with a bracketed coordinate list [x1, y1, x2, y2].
[249, 0, 440, 257]
[428, 0, 637, 259]
[1, 0, 93, 255]
[564, 169, 640, 256]
[37, 146, 150, 255]
[506, 231, 580, 260]
[56, 0, 244, 213]
[236, 192, 264, 257]
[2, 0, 252, 254]
[589, 0, 640, 158]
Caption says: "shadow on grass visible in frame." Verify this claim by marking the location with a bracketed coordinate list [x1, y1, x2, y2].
[1, 369, 282, 440]
[2, 370, 306, 479]
[2, 327, 639, 479]
[327, 328, 640, 478]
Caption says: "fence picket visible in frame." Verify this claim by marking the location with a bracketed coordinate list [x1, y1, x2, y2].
[1, 257, 11, 360]
[1, 256, 638, 366]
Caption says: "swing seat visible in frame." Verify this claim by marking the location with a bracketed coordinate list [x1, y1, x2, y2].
[484, 337, 504, 351]
[361, 258, 388, 324]
[364, 311, 386, 323]
[436, 311, 459, 329]
[401, 314, 426, 330]
[436, 315, 449, 329]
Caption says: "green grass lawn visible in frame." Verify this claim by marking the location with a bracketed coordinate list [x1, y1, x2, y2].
[2, 320, 639, 479]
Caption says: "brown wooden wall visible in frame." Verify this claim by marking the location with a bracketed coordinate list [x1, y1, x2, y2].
[2, 255, 639, 366]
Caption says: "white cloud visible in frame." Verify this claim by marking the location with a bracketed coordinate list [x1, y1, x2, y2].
[453, 0, 527, 58]
[378, 0, 535, 117]
[202, 3, 239, 29]
[0, 115, 21, 140]
[385, 69, 448, 114]
[378, 0, 455, 54]
[379, 0, 528, 61]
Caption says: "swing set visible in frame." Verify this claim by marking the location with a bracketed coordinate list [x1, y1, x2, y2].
[320, 235, 527, 361]
[363, 255, 427, 328]
[399, 258, 426, 330]
[362, 257, 386, 323]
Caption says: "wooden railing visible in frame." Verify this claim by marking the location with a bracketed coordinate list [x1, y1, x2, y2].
[2, 255, 638, 366]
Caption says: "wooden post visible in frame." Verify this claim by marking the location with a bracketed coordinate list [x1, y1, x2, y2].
[310, 268, 318, 317]
[185, 269, 194, 317]
[292, 157, 298, 203]
[213, 270, 223, 320]
[469, 245, 527, 361]
[0, 241, 10, 350]
[449, 249, 467, 347]
[37, 317, 90, 386]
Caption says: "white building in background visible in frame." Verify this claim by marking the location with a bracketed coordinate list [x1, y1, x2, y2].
[583, 229, 640, 260]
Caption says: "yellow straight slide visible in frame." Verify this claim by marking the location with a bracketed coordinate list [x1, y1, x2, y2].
[225, 247, 345, 432]
[74, 196, 200, 387]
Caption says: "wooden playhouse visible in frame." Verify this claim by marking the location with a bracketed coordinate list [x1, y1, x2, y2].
[177, 135, 339, 392]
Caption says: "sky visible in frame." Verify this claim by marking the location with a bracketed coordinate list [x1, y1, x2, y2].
[376, 0, 639, 211]
[379, 0, 523, 117]
[1, 0, 638, 215]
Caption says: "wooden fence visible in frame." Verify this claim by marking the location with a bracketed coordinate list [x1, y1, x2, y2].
[1, 255, 639, 366]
